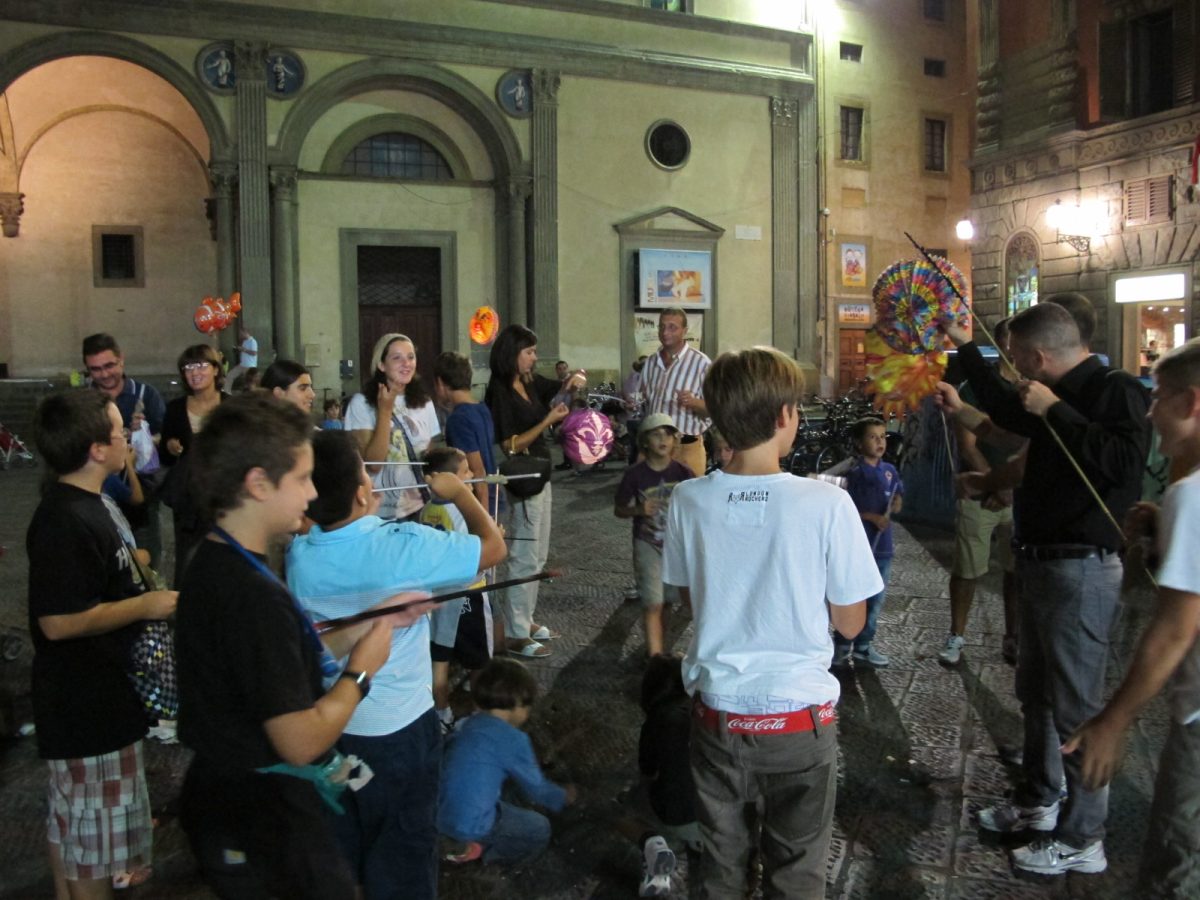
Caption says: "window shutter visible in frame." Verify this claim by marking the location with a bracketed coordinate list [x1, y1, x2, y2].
[1175, 0, 1197, 107]
[1099, 20, 1129, 120]
[1125, 176, 1173, 226]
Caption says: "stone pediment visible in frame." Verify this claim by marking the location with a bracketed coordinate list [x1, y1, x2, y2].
[613, 206, 724, 237]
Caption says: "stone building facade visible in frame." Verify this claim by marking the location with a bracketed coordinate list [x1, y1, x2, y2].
[967, 0, 1200, 373]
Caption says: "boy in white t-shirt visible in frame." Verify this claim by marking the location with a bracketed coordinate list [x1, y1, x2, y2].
[662, 347, 881, 898]
[1063, 338, 1200, 894]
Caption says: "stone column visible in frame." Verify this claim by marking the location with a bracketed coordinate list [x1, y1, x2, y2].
[0, 192, 24, 238]
[506, 175, 532, 323]
[770, 96, 800, 358]
[976, 0, 1001, 153]
[795, 91, 819, 372]
[234, 41, 273, 354]
[208, 162, 237, 301]
[530, 69, 560, 353]
[270, 166, 299, 361]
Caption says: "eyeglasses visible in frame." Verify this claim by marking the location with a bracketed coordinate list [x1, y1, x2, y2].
[183, 362, 214, 373]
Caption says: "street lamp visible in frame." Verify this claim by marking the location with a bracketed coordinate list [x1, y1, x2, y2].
[955, 219, 975, 242]
[1046, 200, 1095, 254]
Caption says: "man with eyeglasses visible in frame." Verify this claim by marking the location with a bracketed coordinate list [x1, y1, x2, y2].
[83, 334, 167, 566]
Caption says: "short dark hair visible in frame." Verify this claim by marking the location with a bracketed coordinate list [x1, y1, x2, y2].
[1008, 302, 1082, 355]
[305, 430, 364, 526]
[640, 653, 686, 715]
[850, 416, 886, 444]
[82, 333, 120, 361]
[659, 307, 688, 329]
[424, 445, 465, 475]
[703, 347, 805, 450]
[323, 397, 341, 414]
[177, 344, 226, 394]
[1154, 337, 1200, 393]
[1043, 292, 1096, 349]
[191, 394, 312, 519]
[993, 316, 1012, 348]
[261, 359, 309, 393]
[473, 657, 538, 711]
[433, 351, 473, 392]
[34, 391, 115, 475]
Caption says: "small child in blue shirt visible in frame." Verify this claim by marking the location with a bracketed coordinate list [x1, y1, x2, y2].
[439, 658, 575, 866]
[833, 416, 903, 669]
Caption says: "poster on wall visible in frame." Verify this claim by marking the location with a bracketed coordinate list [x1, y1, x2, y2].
[638, 249, 712, 310]
[634, 311, 703, 360]
[840, 243, 867, 288]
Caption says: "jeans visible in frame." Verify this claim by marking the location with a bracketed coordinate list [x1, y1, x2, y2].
[1014, 553, 1122, 848]
[334, 709, 442, 900]
[481, 801, 551, 865]
[833, 556, 891, 651]
[1140, 718, 1200, 898]
[690, 715, 838, 899]
[498, 483, 552, 640]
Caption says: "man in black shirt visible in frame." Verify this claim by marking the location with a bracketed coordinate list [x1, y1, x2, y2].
[941, 303, 1150, 877]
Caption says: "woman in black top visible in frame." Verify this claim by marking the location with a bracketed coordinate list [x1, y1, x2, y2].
[485, 325, 584, 658]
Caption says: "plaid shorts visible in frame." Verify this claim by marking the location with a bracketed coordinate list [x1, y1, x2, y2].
[46, 742, 153, 880]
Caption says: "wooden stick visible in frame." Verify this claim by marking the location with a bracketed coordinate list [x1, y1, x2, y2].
[371, 472, 542, 493]
[314, 568, 564, 633]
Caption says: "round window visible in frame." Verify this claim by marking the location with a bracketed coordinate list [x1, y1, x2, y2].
[645, 121, 691, 170]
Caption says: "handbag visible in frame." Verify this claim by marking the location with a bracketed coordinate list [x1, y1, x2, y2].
[498, 451, 551, 499]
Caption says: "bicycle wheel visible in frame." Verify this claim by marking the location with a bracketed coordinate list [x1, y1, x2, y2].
[815, 442, 849, 473]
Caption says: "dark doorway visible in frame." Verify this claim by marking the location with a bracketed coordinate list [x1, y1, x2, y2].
[356, 245, 442, 387]
[838, 328, 867, 394]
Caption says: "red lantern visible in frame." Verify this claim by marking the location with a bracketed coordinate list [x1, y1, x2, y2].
[469, 306, 499, 345]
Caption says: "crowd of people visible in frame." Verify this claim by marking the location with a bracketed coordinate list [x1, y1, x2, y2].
[23, 299, 1200, 900]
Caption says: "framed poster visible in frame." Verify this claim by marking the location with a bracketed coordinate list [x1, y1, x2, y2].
[840, 243, 867, 288]
[637, 248, 712, 310]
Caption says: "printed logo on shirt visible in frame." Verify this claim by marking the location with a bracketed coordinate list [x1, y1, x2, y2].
[727, 489, 769, 505]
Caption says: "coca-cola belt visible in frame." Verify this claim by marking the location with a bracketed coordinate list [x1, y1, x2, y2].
[693, 698, 836, 735]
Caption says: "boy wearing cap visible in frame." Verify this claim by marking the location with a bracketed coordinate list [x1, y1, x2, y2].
[615, 413, 695, 656]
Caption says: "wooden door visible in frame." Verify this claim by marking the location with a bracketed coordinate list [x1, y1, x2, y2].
[837, 328, 867, 395]
[356, 245, 442, 387]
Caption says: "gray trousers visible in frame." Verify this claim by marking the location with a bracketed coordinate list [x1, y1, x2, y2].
[1140, 717, 1200, 898]
[1014, 553, 1122, 848]
[690, 715, 837, 900]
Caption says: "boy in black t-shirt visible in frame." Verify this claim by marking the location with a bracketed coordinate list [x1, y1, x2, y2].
[27, 391, 178, 898]
[174, 394, 435, 900]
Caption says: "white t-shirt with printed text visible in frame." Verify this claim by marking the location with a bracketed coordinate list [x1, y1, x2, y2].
[663, 470, 883, 713]
[1155, 466, 1200, 724]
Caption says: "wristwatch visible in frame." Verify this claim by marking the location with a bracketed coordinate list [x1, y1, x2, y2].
[340, 669, 372, 700]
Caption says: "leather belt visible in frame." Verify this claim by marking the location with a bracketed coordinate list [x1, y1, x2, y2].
[693, 698, 836, 735]
[1012, 543, 1114, 562]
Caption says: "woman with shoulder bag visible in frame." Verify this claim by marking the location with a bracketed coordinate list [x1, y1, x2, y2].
[485, 325, 585, 658]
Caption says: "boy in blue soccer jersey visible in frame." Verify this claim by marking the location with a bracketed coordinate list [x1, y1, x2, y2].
[832, 416, 904, 669]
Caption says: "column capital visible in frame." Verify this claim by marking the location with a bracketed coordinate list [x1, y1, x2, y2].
[533, 69, 561, 105]
[234, 41, 267, 78]
[209, 161, 238, 195]
[770, 96, 799, 128]
[506, 175, 533, 203]
[269, 165, 299, 197]
[0, 192, 25, 238]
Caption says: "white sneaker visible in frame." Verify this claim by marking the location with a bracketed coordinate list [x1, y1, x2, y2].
[638, 835, 675, 897]
[938, 634, 965, 665]
[1011, 838, 1107, 875]
[978, 799, 1059, 833]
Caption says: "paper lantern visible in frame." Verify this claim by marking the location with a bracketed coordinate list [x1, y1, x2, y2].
[469, 306, 499, 345]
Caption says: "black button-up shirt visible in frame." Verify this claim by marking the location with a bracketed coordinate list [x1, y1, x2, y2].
[957, 342, 1151, 550]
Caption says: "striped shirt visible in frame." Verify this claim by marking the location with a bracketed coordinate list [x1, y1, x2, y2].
[642, 344, 712, 437]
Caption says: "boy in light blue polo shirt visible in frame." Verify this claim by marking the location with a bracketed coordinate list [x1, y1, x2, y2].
[286, 431, 506, 900]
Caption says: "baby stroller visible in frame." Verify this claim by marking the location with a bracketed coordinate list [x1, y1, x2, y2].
[0, 420, 35, 469]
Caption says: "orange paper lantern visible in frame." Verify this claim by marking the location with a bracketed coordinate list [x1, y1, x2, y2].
[469, 306, 499, 345]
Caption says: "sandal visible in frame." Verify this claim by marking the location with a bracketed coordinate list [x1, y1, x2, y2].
[507, 639, 551, 659]
[112, 866, 153, 890]
[444, 841, 483, 864]
[530, 625, 561, 641]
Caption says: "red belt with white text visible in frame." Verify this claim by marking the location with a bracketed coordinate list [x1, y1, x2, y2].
[693, 698, 836, 735]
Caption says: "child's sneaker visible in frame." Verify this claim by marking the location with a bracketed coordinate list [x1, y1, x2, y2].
[852, 645, 890, 668]
[977, 799, 1059, 833]
[444, 841, 483, 864]
[638, 835, 675, 897]
[1011, 837, 1106, 875]
[830, 645, 852, 669]
[938, 634, 965, 665]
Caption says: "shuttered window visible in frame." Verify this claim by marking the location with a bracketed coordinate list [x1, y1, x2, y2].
[1125, 175, 1173, 226]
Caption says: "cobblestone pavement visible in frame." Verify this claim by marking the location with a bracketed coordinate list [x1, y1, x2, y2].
[0, 460, 1166, 899]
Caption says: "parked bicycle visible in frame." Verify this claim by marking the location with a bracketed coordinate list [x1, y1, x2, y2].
[783, 389, 906, 476]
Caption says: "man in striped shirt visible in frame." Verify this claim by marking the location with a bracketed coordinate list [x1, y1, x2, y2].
[642, 307, 711, 477]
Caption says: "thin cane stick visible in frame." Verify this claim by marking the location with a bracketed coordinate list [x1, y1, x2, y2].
[372, 473, 542, 493]
[314, 569, 564, 633]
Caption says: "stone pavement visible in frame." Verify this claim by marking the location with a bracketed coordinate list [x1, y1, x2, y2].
[0, 460, 1167, 899]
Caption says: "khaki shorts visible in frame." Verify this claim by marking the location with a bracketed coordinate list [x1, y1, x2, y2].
[953, 498, 1014, 579]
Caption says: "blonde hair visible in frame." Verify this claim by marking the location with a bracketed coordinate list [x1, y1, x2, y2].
[704, 347, 805, 450]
